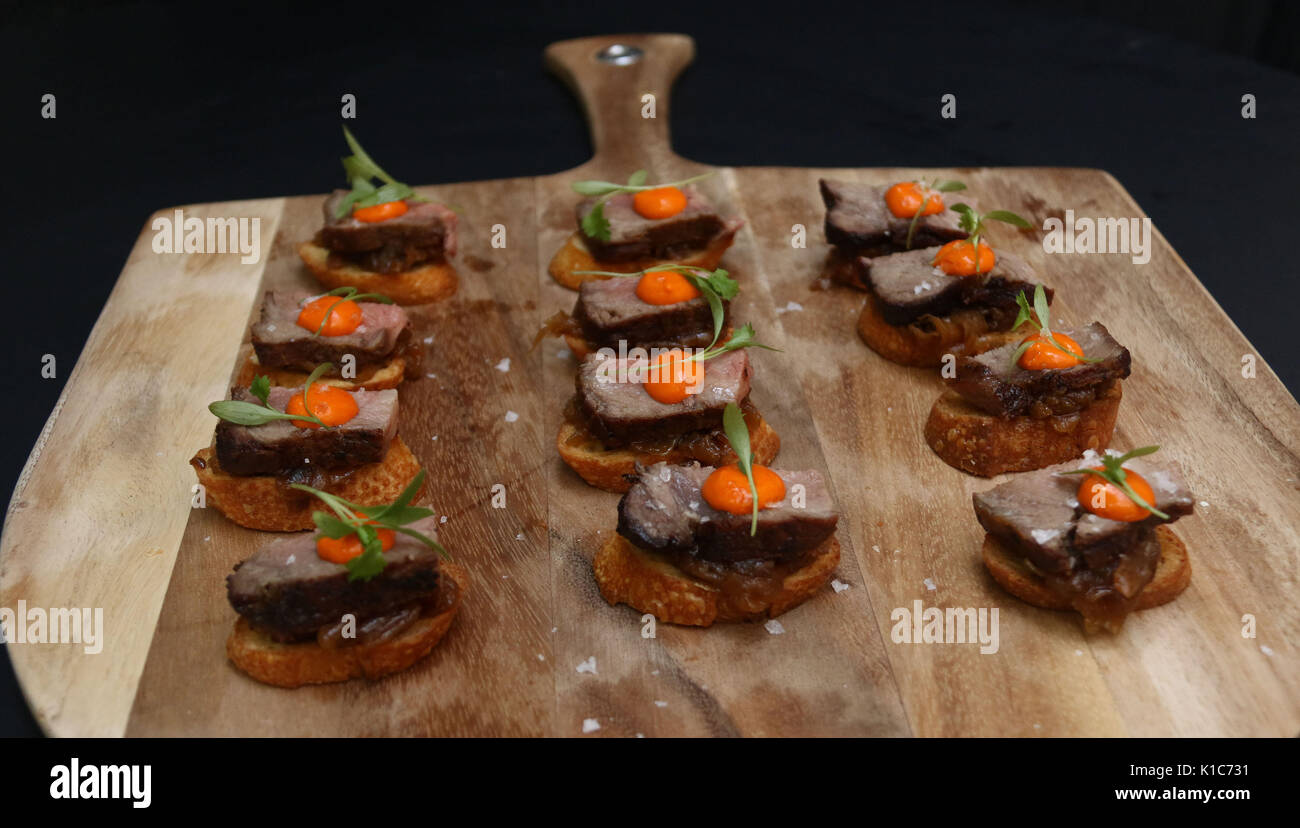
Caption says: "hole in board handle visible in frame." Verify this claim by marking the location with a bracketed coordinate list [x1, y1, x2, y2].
[596, 44, 643, 65]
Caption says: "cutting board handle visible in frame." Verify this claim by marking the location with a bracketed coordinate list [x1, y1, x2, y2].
[544, 33, 694, 175]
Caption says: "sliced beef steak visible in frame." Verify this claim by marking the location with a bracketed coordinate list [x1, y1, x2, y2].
[820, 179, 970, 253]
[251, 290, 411, 371]
[862, 246, 1048, 326]
[577, 188, 740, 262]
[316, 191, 457, 273]
[618, 462, 839, 564]
[227, 517, 442, 642]
[576, 349, 751, 443]
[573, 276, 725, 350]
[215, 386, 398, 475]
[948, 322, 1132, 417]
[974, 451, 1193, 629]
[973, 450, 1193, 577]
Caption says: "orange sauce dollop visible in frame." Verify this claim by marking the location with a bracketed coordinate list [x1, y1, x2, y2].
[316, 527, 396, 564]
[701, 464, 786, 515]
[1077, 469, 1156, 523]
[353, 200, 408, 223]
[933, 239, 995, 276]
[285, 383, 359, 428]
[641, 349, 704, 404]
[297, 296, 363, 336]
[1018, 332, 1084, 370]
[636, 270, 701, 305]
[884, 181, 944, 219]
[633, 186, 688, 220]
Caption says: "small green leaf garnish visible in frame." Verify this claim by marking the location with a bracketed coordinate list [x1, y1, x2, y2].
[249, 374, 271, 406]
[290, 469, 449, 582]
[573, 265, 739, 349]
[308, 286, 394, 336]
[208, 363, 335, 428]
[903, 179, 967, 250]
[686, 323, 780, 364]
[948, 202, 1032, 269]
[332, 126, 429, 219]
[1008, 285, 1103, 369]
[1059, 446, 1169, 520]
[572, 170, 715, 241]
[720, 402, 761, 536]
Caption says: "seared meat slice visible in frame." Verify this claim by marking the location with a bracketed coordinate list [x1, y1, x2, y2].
[618, 462, 839, 564]
[316, 191, 457, 273]
[573, 276, 725, 350]
[973, 450, 1194, 577]
[862, 246, 1048, 326]
[215, 386, 398, 475]
[576, 349, 751, 444]
[820, 179, 970, 253]
[227, 517, 441, 642]
[251, 290, 411, 372]
[948, 323, 1132, 417]
[577, 187, 741, 262]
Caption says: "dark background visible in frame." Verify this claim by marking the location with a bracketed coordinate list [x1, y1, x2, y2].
[2, 0, 1297, 738]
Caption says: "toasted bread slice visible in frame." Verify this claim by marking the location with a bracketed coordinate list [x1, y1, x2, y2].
[556, 411, 780, 493]
[857, 293, 1024, 368]
[298, 241, 457, 305]
[234, 347, 408, 392]
[924, 382, 1122, 477]
[191, 436, 423, 532]
[547, 229, 738, 291]
[982, 526, 1190, 615]
[227, 561, 467, 688]
[594, 533, 840, 626]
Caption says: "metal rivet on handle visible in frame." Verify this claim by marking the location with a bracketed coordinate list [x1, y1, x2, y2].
[596, 44, 643, 65]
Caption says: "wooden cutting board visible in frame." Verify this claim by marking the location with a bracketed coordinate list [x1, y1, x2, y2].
[3, 34, 1297, 737]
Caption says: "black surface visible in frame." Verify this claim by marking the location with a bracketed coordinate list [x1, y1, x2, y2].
[2, 1, 1297, 738]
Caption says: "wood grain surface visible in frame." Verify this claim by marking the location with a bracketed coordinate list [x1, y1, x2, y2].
[2, 34, 1297, 737]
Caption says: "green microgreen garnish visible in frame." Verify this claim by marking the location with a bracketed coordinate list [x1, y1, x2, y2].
[1059, 446, 1169, 520]
[573, 170, 715, 241]
[289, 470, 449, 582]
[904, 179, 967, 250]
[683, 322, 779, 365]
[721, 402, 762, 536]
[574, 265, 739, 350]
[208, 363, 334, 428]
[948, 202, 1032, 270]
[331, 126, 428, 219]
[1007, 284, 1103, 369]
[308, 286, 394, 336]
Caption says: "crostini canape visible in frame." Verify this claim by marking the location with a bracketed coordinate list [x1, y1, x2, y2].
[193, 366, 421, 531]
[974, 447, 1194, 633]
[820, 177, 971, 287]
[854, 204, 1042, 367]
[298, 127, 457, 305]
[235, 287, 423, 391]
[925, 286, 1129, 476]
[537, 264, 736, 359]
[594, 403, 840, 626]
[558, 325, 780, 493]
[549, 170, 742, 290]
[225, 471, 466, 687]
